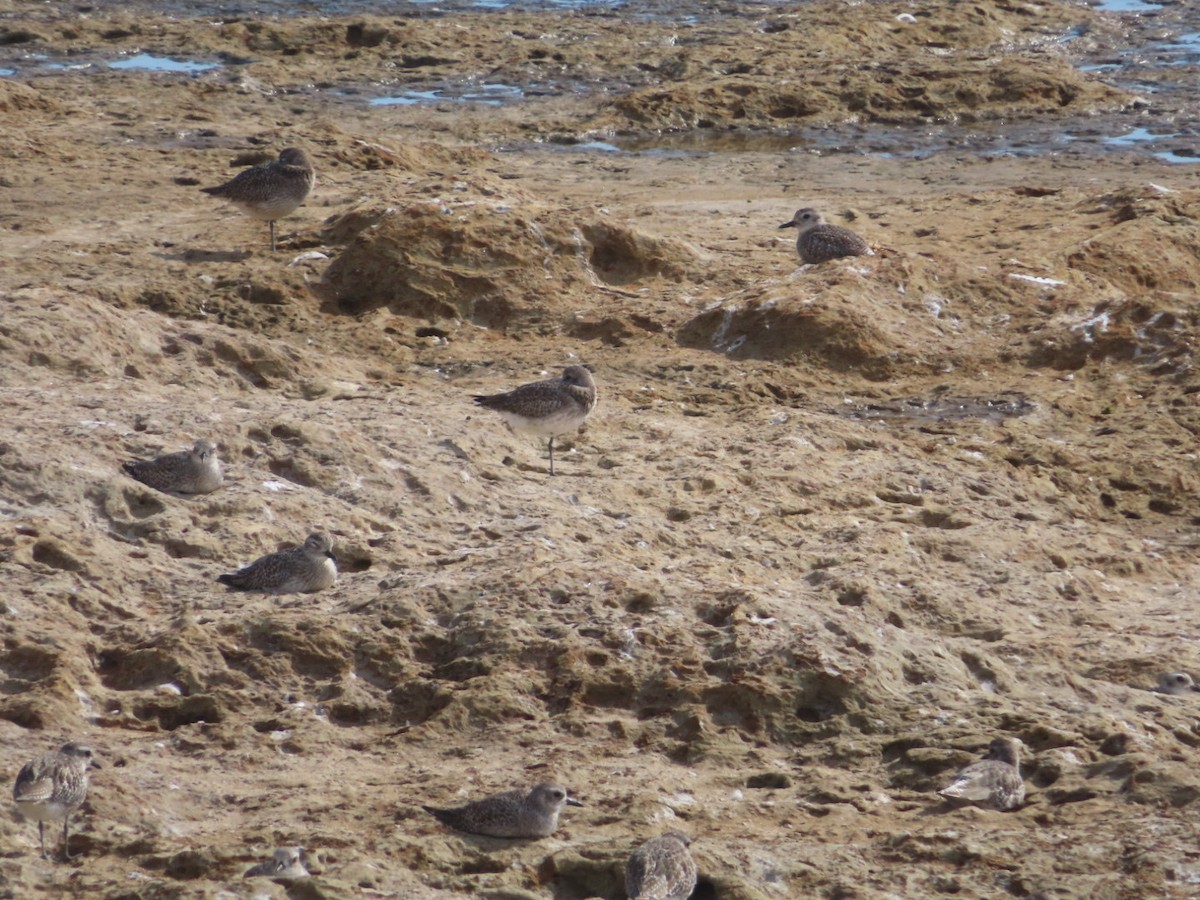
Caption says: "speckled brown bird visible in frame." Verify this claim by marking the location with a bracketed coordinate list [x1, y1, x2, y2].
[201, 147, 315, 251]
[626, 831, 699, 900]
[12, 742, 101, 860]
[217, 532, 337, 594]
[778, 207, 872, 264]
[244, 847, 309, 878]
[473, 365, 598, 476]
[123, 439, 223, 494]
[423, 782, 582, 838]
[937, 736, 1025, 811]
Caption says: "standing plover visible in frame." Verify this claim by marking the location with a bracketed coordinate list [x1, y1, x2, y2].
[244, 847, 309, 878]
[626, 831, 698, 900]
[778, 208, 872, 264]
[12, 742, 101, 860]
[1153, 672, 1198, 694]
[472, 365, 598, 476]
[201, 147, 315, 251]
[122, 439, 223, 495]
[937, 736, 1025, 811]
[423, 781, 582, 838]
[217, 532, 337, 593]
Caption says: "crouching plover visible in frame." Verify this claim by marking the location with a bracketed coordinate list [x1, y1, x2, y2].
[123, 440, 223, 495]
[778, 208, 872, 264]
[472, 365, 598, 476]
[217, 532, 337, 593]
[1153, 672, 1198, 695]
[244, 847, 309, 878]
[626, 831, 699, 900]
[201, 147, 315, 251]
[937, 736, 1025, 811]
[12, 742, 101, 860]
[423, 781, 582, 838]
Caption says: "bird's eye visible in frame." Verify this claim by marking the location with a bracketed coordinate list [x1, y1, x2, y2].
[553, 790, 564, 799]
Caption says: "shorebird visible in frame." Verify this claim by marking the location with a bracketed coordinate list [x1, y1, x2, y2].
[472, 365, 598, 475]
[626, 831, 699, 900]
[778, 208, 872, 264]
[122, 439, 223, 495]
[244, 847, 310, 878]
[423, 781, 582, 838]
[12, 742, 101, 860]
[937, 736, 1025, 811]
[201, 147, 315, 251]
[217, 532, 337, 593]
[1153, 672, 1198, 695]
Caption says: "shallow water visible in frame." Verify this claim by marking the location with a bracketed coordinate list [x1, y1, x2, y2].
[0, 52, 222, 76]
[3, 0, 1198, 166]
[1091, 0, 1161, 11]
[108, 53, 220, 73]
[78, 0, 627, 14]
[370, 81, 524, 106]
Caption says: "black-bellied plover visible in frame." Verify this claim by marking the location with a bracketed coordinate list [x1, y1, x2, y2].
[937, 736, 1025, 811]
[423, 781, 583, 838]
[1153, 672, 1198, 695]
[122, 439, 223, 495]
[472, 365, 598, 476]
[626, 831, 698, 900]
[12, 742, 101, 860]
[201, 147, 315, 251]
[778, 208, 872, 264]
[217, 532, 337, 593]
[244, 847, 310, 878]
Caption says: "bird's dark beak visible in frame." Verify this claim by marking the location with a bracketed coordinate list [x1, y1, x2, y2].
[326, 552, 337, 562]
[779, 220, 796, 229]
[565, 796, 584, 807]
[91, 759, 103, 770]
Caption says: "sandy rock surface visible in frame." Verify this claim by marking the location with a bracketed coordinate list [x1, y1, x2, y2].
[1, 0, 1199, 897]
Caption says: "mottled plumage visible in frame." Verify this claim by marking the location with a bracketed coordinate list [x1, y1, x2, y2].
[122, 439, 223, 494]
[201, 147, 315, 251]
[938, 736, 1025, 811]
[423, 781, 582, 838]
[626, 831, 698, 900]
[12, 742, 101, 860]
[217, 532, 337, 593]
[778, 207, 872, 264]
[244, 847, 309, 878]
[1153, 672, 1198, 695]
[473, 365, 598, 475]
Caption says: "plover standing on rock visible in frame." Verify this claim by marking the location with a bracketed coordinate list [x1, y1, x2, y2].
[937, 736, 1025, 811]
[12, 742, 101, 860]
[217, 532, 337, 593]
[778, 207, 872, 264]
[201, 147, 315, 251]
[473, 365, 598, 476]
[626, 831, 699, 900]
[123, 440, 223, 495]
[422, 781, 582, 838]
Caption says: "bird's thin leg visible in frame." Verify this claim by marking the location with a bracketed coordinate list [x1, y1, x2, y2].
[269, 220, 277, 252]
[548, 437, 556, 476]
[62, 815, 72, 861]
[38, 821, 46, 859]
